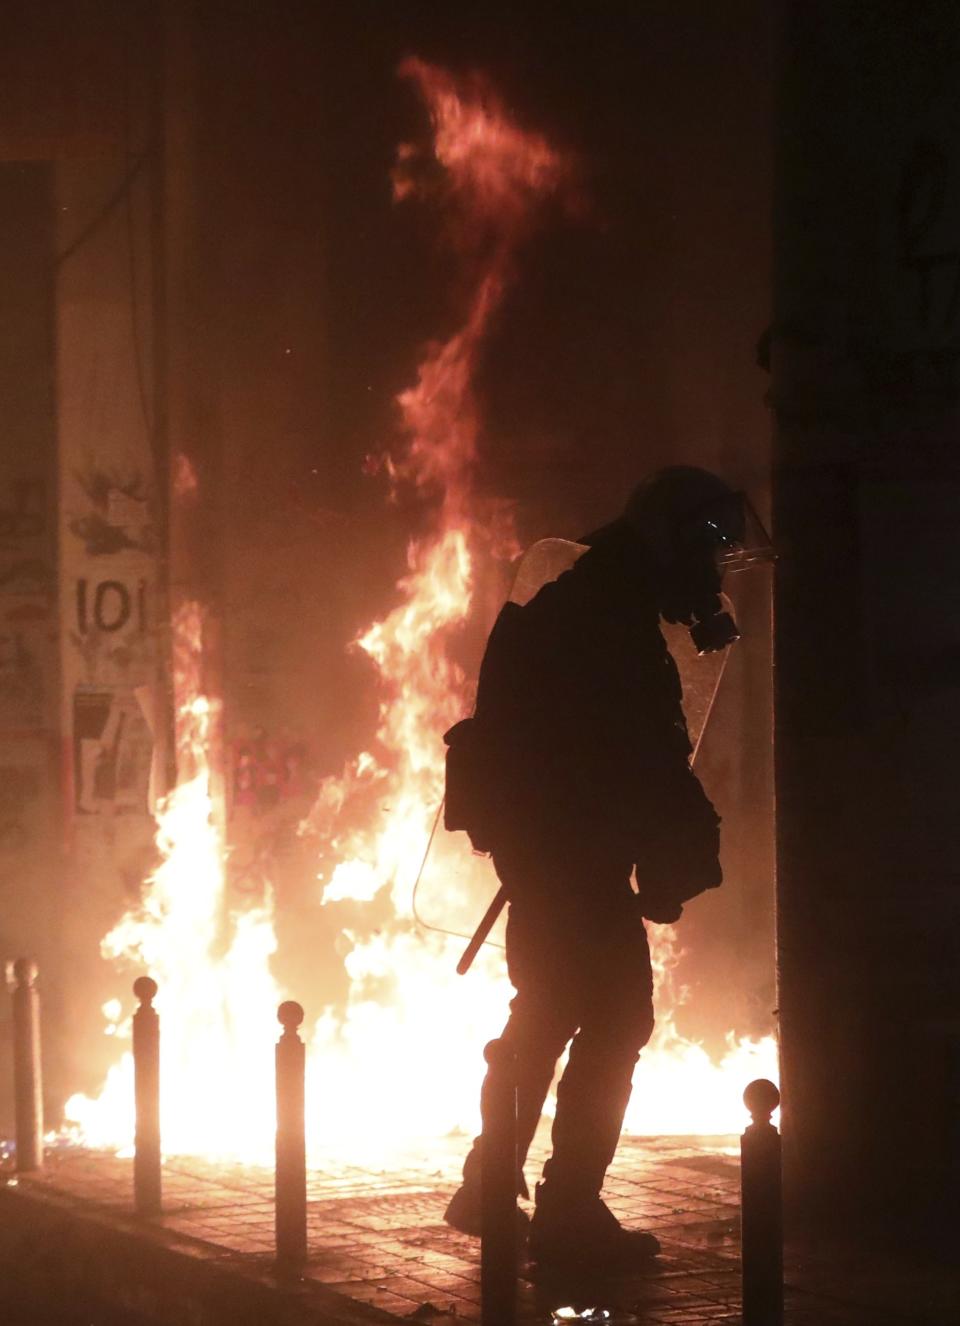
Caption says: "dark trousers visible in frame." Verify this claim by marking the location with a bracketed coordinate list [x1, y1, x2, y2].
[464, 843, 655, 1202]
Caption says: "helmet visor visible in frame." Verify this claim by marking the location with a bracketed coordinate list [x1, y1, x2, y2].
[681, 491, 775, 573]
[717, 495, 775, 572]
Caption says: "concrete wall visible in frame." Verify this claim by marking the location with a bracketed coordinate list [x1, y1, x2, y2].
[54, 151, 163, 1100]
[0, 0, 158, 1128]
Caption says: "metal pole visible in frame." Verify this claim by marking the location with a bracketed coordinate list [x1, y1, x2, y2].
[275, 1000, 306, 1279]
[480, 1037, 518, 1326]
[133, 976, 161, 1216]
[10, 959, 43, 1172]
[741, 1077, 783, 1326]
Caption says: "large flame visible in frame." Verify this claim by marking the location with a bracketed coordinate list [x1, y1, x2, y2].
[67, 60, 775, 1168]
[66, 603, 281, 1162]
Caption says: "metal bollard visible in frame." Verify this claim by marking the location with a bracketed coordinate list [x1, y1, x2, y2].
[133, 976, 161, 1216]
[275, 1000, 307, 1279]
[10, 959, 43, 1172]
[480, 1037, 518, 1326]
[741, 1077, 783, 1326]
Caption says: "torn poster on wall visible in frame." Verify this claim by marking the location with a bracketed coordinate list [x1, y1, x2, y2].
[73, 686, 153, 815]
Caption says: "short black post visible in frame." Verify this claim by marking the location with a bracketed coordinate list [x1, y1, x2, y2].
[133, 976, 161, 1216]
[741, 1078, 783, 1326]
[480, 1037, 518, 1326]
[275, 1000, 307, 1279]
[10, 959, 43, 1172]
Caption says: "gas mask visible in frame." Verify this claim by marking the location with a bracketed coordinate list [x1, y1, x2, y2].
[624, 470, 774, 656]
[659, 549, 740, 654]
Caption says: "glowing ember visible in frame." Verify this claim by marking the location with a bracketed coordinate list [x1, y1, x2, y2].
[68, 59, 776, 1169]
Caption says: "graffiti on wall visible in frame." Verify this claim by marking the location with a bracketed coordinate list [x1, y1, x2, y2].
[75, 576, 147, 634]
[0, 477, 54, 733]
[69, 572, 153, 688]
[1, 479, 52, 592]
[0, 479, 52, 599]
[0, 630, 45, 728]
[0, 763, 41, 854]
[232, 729, 309, 811]
[63, 460, 160, 818]
[69, 463, 155, 556]
[65, 459, 158, 686]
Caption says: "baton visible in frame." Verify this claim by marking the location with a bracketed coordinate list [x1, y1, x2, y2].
[457, 884, 506, 975]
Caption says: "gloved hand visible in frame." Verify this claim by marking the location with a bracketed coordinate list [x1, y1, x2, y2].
[635, 769, 722, 912]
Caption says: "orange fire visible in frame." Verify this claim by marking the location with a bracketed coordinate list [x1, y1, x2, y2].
[67, 60, 775, 1168]
[66, 602, 281, 1162]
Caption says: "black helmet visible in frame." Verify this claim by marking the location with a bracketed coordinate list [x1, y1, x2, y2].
[586, 467, 773, 654]
[624, 467, 743, 565]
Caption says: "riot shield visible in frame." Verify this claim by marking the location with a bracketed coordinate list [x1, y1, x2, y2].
[507, 536, 587, 606]
[412, 538, 731, 949]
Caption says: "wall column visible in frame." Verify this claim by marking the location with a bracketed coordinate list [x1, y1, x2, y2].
[773, 1, 960, 1234]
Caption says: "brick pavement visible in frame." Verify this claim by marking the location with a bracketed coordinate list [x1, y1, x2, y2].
[4, 1133, 955, 1324]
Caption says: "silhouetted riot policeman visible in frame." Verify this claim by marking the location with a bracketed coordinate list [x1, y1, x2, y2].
[443, 467, 765, 1270]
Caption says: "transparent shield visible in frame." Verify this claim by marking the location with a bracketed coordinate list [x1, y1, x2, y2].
[716, 495, 775, 574]
[412, 538, 732, 947]
[508, 537, 588, 605]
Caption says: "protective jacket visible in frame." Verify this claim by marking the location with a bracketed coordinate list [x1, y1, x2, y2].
[445, 523, 721, 913]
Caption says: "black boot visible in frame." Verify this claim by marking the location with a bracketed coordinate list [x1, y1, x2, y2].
[529, 1181, 660, 1269]
[443, 1179, 531, 1238]
[444, 1132, 531, 1237]
[443, 1180, 483, 1235]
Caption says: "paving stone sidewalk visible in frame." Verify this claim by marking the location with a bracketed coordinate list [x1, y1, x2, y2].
[4, 1133, 955, 1325]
